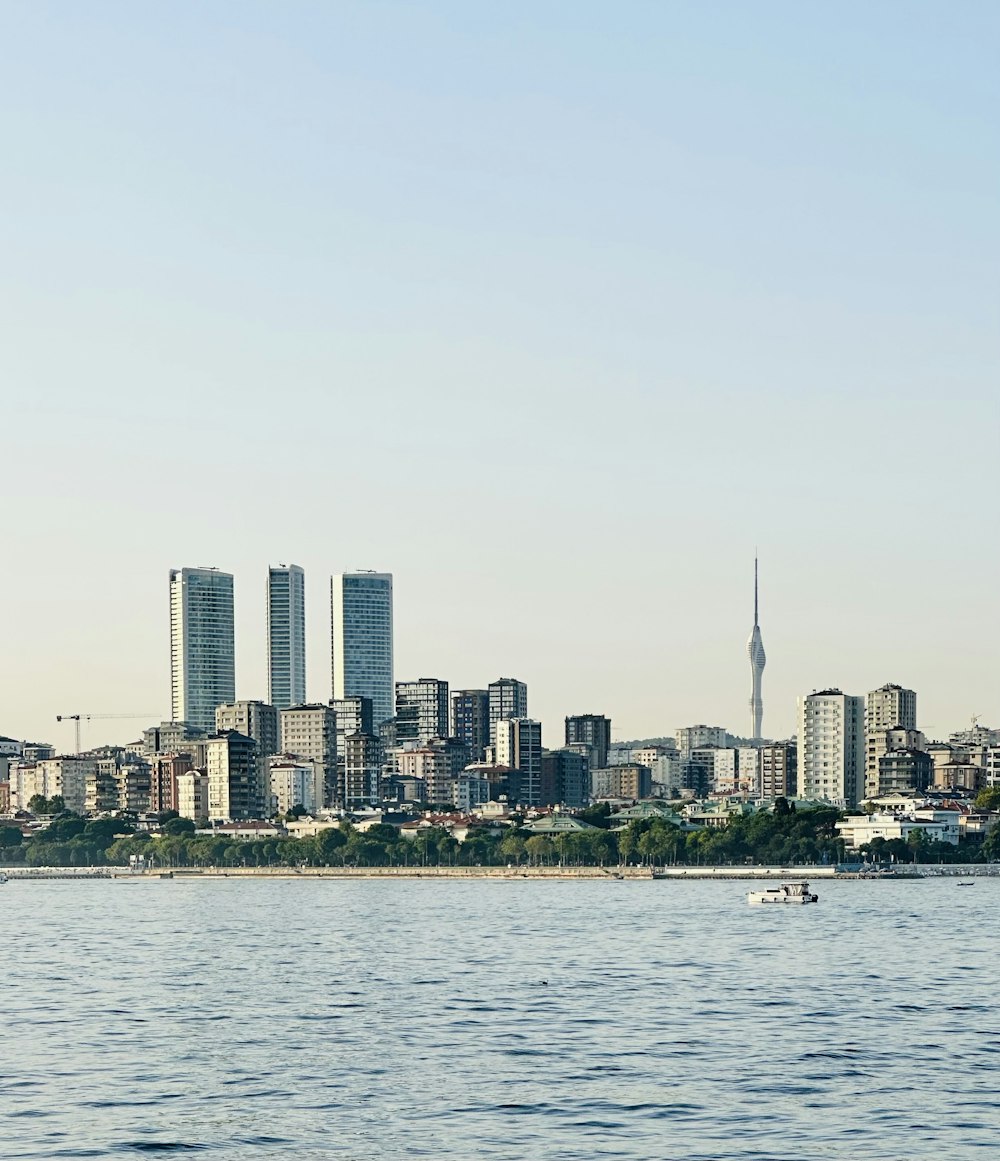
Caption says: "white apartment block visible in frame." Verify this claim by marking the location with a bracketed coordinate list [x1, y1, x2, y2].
[269, 758, 325, 816]
[10, 758, 94, 813]
[798, 689, 865, 806]
[176, 770, 208, 821]
[279, 704, 337, 805]
[676, 725, 728, 756]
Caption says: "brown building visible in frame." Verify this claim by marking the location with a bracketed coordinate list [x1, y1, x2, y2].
[149, 754, 194, 814]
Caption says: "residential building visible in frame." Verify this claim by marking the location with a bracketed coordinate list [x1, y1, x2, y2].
[169, 567, 236, 733]
[864, 684, 918, 798]
[591, 764, 652, 801]
[540, 749, 589, 808]
[280, 704, 338, 807]
[11, 757, 93, 814]
[142, 721, 205, 758]
[205, 731, 261, 821]
[949, 722, 1000, 748]
[679, 747, 716, 797]
[451, 690, 490, 762]
[676, 725, 729, 756]
[267, 564, 306, 711]
[149, 754, 193, 815]
[397, 738, 469, 805]
[215, 702, 279, 762]
[488, 679, 528, 743]
[395, 679, 449, 745]
[176, 770, 208, 821]
[0, 736, 22, 758]
[630, 745, 680, 794]
[453, 775, 491, 812]
[330, 571, 394, 728]
[330, 696, 374, 742]
[341, 733, 383, 809]
[797, 689, 865, 806]
[22, 743, 55, 762]
[836, 810, 960, 849]
[878, 748, 933, 795]
[564, 715, 611, 772]
[760, 741, 797, 799]
[493, 718, 542, 806]
[269, 757, 325, 816]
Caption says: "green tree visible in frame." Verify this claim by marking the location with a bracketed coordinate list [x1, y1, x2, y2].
[973, 786, 1000, 811]
[27, 795, 49, 815]
[525, 836, 554, 865]
[0, 826, 23, 848]
[500, 833, 526, 865]
[163, 817, 196, 837]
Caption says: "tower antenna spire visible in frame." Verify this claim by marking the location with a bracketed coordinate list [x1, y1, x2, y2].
[754, 553, 759, 627]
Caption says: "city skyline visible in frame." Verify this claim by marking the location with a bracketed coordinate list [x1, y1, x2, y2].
[3, 556, 991, 755]
[2, 6, 997, 752]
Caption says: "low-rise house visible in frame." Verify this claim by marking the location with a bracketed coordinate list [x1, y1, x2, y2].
[835, 810, 960, 849]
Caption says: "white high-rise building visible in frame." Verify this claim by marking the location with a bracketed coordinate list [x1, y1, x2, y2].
[797, 689, 865, 806]
[169, 568, 235, 734]
[267, 565, 306, 712]
[331, 572, 394, 729]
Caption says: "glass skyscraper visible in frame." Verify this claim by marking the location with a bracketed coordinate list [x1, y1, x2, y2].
[267, 564, 306, 711]
[330, 571, 394, 728]
[169, 567, 235, 733]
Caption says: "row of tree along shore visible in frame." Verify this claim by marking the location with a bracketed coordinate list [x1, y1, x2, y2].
[3, 799, 999, 870]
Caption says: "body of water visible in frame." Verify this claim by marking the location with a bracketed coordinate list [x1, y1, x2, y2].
[4, 877, 999, 1159]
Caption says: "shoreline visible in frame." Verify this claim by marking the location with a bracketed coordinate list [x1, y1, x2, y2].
[3, 864, 980, 881]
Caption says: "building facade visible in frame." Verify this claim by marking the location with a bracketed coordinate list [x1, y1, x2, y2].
[493, 718, 542, 806]
[759, 741, 797, 800]
[341, 733, 383, 809]
[330, 571, 394, 729]
[451, 690, 490, 762]
[269, 757, 325, 816]
[540, 748, 589, 808]
[797, 689, 865, 805]
[564, 715, 611, 772]
[395, 679, 450, 745]
[205, 731, 260, 821]
[267, 564, 306, 711]
[864, 684, 918, 799]
[488, 679, 528, 743]
[279, 704, 338, 807]
[169, 567, 236, 733]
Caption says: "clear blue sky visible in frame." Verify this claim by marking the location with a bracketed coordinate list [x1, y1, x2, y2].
[2, 1, 997, 749]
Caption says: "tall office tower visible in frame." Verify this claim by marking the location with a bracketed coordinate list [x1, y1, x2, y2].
[267, 565, 306, 711]
[747, 557, 766, 739]
[169, 568, 235, 733]
[331, 572, 394, 729]
[565, 715, 611, 772]
[488, 678, 528, 743]
[797, 689, 865, 805]
[279, 704, 338, 807]
[205, 730, 261, 821]
[395, 679, 450, 745]
[494, 718, 542, 806]
[864, 684, 918, 799]
[759, 741, 797, 800]
[452, 690, 490, 762]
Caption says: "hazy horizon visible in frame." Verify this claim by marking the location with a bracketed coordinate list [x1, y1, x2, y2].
[3, 2, 997, 751]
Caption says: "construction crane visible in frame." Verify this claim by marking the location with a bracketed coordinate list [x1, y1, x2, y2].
[55, 713, 161, 756]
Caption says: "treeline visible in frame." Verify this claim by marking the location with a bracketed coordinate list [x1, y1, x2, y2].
[1, 804, 990, 868]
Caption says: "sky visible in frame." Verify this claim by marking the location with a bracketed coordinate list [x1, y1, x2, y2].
[2, 0, 998, 751]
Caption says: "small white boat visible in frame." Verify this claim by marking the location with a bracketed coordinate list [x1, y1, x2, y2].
[748, 881, 818, 905]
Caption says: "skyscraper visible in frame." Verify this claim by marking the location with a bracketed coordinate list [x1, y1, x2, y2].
[488, 678, 527, 743]
[747, 557, 766, 740]
[267, 564, 306, 711]
[331, 572, 394, 729]
[169, 568, 235, 733]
